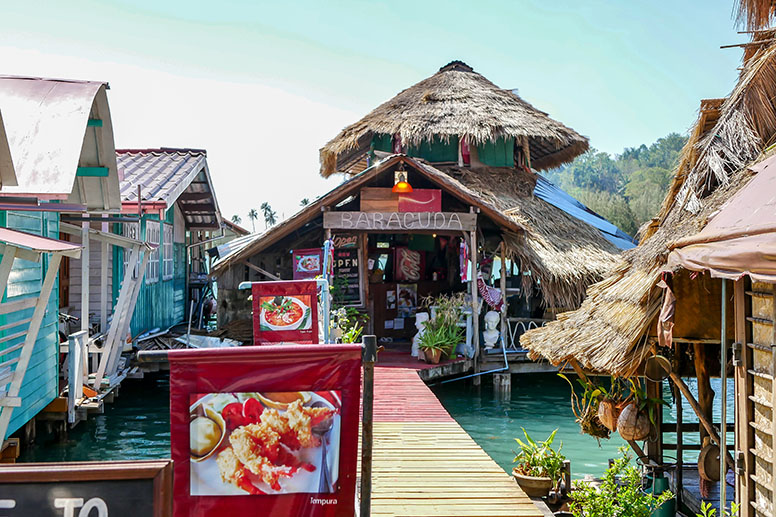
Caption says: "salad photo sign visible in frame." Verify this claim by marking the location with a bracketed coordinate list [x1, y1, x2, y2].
[292, 248, 323, 280]
[252, 280, 319, 344]
[169, 345, 362, 517]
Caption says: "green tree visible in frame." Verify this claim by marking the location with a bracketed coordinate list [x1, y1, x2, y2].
[247, 208, 259, 233]
[260, 202, 277, 228]
[625, 167, 673, 225]
[300, 198, 310, 207]
[231, 214, 242, 225]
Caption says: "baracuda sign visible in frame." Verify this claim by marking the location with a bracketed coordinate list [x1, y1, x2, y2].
[323, 211, 476, 232]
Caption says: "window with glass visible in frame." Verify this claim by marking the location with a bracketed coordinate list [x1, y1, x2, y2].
[163, 223, 174, 280]
[146, 220, 160, 284]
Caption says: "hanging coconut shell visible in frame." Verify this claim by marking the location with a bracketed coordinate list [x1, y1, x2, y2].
[597, 399, 622, 431]
[616, 403, 651, 441]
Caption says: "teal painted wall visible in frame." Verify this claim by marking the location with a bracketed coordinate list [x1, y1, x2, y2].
[116, 212, 186, 336]
[372, 133, 458, 163]
[0, 209, 60, 438]
[476, 137, 514, 167]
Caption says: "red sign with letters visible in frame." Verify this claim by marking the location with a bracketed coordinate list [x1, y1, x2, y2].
[169, 345, 362, 517]
[252, 280, 319, 344]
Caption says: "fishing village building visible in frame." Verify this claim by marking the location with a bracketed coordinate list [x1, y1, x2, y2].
[210, 61, 633, 378]
[0, 78, 229, 458]
[522, 29, 776, 516]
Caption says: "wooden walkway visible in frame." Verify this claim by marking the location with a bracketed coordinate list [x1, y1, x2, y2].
[366, 367, 542, 517]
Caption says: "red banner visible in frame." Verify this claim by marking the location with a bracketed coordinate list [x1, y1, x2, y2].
[252, 280, 319, 344]
[169, 345, 362, 517]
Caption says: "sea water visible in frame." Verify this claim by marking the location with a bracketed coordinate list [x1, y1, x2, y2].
[18, 371, 734, 480]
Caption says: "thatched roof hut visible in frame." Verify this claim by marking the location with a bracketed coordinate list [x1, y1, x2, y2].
[212, 154, 627, 310]
[319, 61, 589, 177]
[521, 36, 776, 376]
[737, 0, 776, 31]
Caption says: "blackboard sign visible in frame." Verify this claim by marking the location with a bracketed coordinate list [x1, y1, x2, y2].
[0, 460, 172, 517]
[333, 247, 363, 306]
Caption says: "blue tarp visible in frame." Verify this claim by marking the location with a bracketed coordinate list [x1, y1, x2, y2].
[534, 175, 636, 250]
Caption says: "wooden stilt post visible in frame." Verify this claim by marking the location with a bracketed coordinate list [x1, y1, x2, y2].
[693, 342, 714, 446]
[100, 216, 109, 334]
[360, 335, 377, 517]
[81, 222, 90, 332]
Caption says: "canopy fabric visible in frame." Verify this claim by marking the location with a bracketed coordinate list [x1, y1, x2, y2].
[667, 153, 776, 281]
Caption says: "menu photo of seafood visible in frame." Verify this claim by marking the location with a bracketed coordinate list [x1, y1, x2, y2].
[189, 391, 341, 496]
[259, 295, 312, 332]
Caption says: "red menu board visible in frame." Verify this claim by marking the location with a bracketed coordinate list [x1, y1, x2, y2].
[252, 280, 319, 344]
[169, 345, 362, 517]
[293, 248, 324, 280]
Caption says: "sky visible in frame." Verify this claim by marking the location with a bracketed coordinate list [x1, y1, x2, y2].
[0, 0, 748, 229]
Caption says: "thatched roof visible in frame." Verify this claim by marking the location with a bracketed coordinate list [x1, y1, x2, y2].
[431, 164, 621, 309]
[320, 61, 589, 177]
[521, 39, 776, 376]
[213, 154, 623, 309]
[736, 0, 776, 31]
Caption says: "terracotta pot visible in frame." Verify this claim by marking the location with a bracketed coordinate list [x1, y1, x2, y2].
[512, 469, 553, 498]
[616, 403, 651, 441]
[598, 399, 624, 431]
[423, 348, 442, 364]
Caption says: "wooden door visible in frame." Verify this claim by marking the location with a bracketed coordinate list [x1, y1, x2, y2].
[58, 232, 70, 308]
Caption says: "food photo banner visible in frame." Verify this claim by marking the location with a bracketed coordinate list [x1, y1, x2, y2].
[252, 280, 319, 344]
[292, 248, 323, 280]
[169, 345, 362, 517]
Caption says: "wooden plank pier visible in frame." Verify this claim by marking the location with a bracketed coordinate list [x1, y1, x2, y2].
[365, 366, 542, 517]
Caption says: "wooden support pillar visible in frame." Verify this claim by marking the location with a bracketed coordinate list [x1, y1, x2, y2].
[100, 217, 109, 333]
[733, 278, 753, 516]
[673, 342, 684, 509]
[646, 379, 663, 463]
[493, 372, 511, 400]
[81, 222, 90, 332]
[693, 342, 714, 446]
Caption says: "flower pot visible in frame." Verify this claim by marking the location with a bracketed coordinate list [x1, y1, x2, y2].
[598, 399, 625, 431]
[422, 348, 441, 364]
[616, 403, 651, 441]
[512, 469, 553, 498]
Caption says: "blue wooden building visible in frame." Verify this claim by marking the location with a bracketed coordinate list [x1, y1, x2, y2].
[0, 76, 122, 446]
[113, 149, 222, 337]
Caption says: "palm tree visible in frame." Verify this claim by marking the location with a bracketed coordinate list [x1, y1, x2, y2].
[247, 208, 259, 233]
[231, 214, 242, 225]
[260, 202, 277, 229]
[300, 198, 310, 207]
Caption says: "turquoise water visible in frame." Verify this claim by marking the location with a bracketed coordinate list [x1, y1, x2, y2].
[432, 374, 628, 479]
[19, 373, 171, 462]
[18, 371, 735, 481]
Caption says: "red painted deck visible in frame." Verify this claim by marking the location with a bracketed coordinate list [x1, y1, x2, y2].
[364, 366, 542, 517]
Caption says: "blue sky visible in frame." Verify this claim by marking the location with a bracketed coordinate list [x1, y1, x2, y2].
[0, 1, 746, 226]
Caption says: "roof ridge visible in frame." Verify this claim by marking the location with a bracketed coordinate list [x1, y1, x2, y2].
[116, 147, 207, 155]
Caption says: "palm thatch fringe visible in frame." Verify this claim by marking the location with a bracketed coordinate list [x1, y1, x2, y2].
[319, 61, 588, 177]
[522, 39, 776, 376]
[438, 165, 621, 310]
[736, 0, 776, 32]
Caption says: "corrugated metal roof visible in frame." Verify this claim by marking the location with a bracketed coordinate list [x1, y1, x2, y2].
[0, 76, 119, 207]
[534, 175, 636, 249]
[116, 148, 221, 229]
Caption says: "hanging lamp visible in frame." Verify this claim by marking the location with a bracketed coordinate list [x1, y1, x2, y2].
[392, 164, 413, 193]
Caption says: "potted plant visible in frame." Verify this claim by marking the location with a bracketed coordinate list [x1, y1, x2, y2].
[616, 379, 666, 441]
[511, 428, 565, 498]
[558, 374, 610, 440]
[417, 314, 464, 364]
[596, 377, 628, 432]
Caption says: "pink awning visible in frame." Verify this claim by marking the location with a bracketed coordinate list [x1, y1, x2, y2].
[667, 153, 776, 281]
[0, 227, 82, 258]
